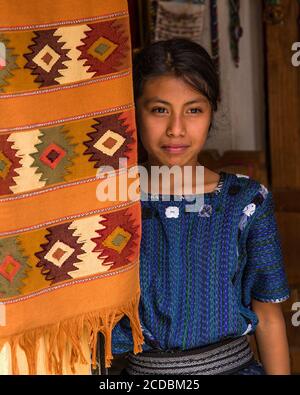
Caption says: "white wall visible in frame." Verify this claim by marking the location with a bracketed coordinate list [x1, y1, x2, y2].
[200, 0, 266, 155]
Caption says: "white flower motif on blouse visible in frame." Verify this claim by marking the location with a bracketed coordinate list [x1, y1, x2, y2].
[239, 202, 258, 231]
[259, 184, 269, 199]
[165, 206, 180, 218]
[243, 203, 256, 217]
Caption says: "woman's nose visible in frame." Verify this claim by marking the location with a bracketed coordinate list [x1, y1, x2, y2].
[167, 114, 185, 136]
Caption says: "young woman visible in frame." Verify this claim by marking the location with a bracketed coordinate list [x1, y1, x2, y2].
[111, 38, 291, 375]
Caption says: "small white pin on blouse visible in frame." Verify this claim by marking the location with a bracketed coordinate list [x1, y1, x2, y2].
[165, 206, 180, 219]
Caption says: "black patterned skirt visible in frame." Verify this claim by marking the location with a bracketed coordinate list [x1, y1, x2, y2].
[120, 336, 266, 375]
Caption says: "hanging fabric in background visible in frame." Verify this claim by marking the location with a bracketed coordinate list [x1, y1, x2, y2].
[265, 0, 299, 33]
[263, 0, 284, 25]
[229, 0, 243, 68]
[209, 0, 220, 79]
[154, 0, 207, 45]
[146, 1, 159, 43]
[0, 0, 144, 375]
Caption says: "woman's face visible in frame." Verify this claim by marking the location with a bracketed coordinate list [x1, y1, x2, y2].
[136, 74, 212, 168]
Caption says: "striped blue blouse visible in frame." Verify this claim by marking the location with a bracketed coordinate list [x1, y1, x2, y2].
[112, 171, 290, 354]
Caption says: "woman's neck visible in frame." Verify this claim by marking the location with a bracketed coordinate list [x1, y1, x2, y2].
[141, 161, 220, 196]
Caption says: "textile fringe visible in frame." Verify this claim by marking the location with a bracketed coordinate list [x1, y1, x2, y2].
[0, 292, 144, 375]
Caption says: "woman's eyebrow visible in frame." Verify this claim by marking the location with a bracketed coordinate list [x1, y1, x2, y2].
[144, 97, 208, 105]
[185, 98, 208, 105]
[144, 98, 170, 105]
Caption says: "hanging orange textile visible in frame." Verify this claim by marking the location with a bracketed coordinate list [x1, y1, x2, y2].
[0, 0, 143, 374]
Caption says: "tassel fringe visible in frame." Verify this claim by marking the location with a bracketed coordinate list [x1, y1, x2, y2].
[0, 292, 144, 375]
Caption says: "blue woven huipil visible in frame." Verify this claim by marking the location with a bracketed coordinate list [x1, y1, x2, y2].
[112, 171, 290, 354]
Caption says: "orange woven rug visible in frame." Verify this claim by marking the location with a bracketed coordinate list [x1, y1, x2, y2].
[0, 0, 143, 374]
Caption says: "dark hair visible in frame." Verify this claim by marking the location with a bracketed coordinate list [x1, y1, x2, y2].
[133, 38, 220, 112]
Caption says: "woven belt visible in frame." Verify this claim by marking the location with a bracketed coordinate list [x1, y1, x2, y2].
[126, 336, 254, 375]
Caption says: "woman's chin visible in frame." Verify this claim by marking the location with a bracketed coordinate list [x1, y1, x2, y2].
[154, 158, 182, 167]
[161, 155, 192, 167]
[146, 152, 195, 168]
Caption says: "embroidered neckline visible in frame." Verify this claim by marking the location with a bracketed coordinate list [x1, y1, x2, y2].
[211, 171, 225, 195]
[141, 171, 227, 200]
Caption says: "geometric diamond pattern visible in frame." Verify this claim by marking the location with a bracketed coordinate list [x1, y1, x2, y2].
[87, 36, 118, 63]
[24, 29, 70, 88]
[2, 16, 132, 94]
[31, 126, 76, 185]
[0, 13, 140, 329]
[83, 113, 135, 169]
[0, 236, 30, 297]
[78, 19, 129, 76]
[1, 110, 137, 196]
[44, 240, 75, 268]
[32, 44, 60, 73]
[92, 206, 139, 269]
[0, 255, 21, 283]
[102, 226, 131, 253]
[39, 143, 67, 169]
[93, 130, 125, 157]
[35, 222, 84, 284]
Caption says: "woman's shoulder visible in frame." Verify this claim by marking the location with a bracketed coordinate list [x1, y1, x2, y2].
[223, 171, 269, 197]
[221, 171, 271, 217]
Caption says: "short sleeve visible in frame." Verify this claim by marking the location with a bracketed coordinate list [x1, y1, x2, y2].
[245, 190, 290, 303]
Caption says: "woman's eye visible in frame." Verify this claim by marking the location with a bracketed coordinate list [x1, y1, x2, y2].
[151, 107, 167, 114]
[188, 108, 203, 114]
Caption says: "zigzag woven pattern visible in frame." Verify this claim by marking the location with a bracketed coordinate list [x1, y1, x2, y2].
[0, 0, 143, 375]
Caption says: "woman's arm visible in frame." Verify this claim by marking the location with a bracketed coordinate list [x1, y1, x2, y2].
[252, 299, 291, 375]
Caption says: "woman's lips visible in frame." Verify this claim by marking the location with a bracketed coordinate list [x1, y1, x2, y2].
[161, 145, 190, 154]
